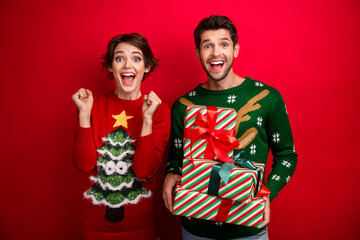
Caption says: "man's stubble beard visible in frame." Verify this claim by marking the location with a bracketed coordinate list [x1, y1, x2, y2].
[202, 57, 234, 82]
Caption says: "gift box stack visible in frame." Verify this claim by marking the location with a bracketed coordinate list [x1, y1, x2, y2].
[172, 106, 269, 228]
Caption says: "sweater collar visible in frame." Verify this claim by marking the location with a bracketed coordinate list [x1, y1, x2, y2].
[196, 77, 251, 95]
[108, 90, 144, 105]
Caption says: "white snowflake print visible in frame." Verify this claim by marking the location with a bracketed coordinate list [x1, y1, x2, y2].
[282, 160, 291, 168]
[293, 145, 296, 153]
[178, 167, 183, 173]
[255, 82, 264, 87]
[272, 132, 280, 143]
[285, 105, 288, 115]
[189, 91, 196, 97]
[271, 174, 281, 181]
[257, 116, 263, 126]
[174, 138, 182, 148]
[187, 217, 192, 220]
[227, 95, 236, 104]
[286, 176, 291, 183]
[250, 144, 256, 155]
[215, 222, 223, 226]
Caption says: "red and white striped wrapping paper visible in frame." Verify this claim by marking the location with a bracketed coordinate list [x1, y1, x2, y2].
[183, 106, 237, 159]
[181, 158, 265, 203]
[172, 185, 265, 228]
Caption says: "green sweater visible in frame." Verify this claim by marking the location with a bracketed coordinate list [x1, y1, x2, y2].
[166, 77, 297, 239]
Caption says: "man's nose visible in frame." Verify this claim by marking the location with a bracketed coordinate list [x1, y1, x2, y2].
[212, 45, 221, 57]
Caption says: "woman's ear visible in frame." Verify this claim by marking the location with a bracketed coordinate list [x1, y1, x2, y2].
[108, 67, 113, 73]
[145, 66, 151, 73]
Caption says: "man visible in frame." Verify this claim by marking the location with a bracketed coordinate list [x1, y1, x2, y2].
[163, 15, 297, 240]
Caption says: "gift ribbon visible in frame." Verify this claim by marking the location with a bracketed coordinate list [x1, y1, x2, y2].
[215, 198, 233, 222]
[185, 106, 239, 163]
[208, 163, 222, 196]
[256, 185, 271, 198]
[208, 150, 263, 197]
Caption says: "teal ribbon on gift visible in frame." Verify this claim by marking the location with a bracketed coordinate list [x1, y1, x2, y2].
[208, 163, 223, 196]
[208, 150, 262, 197]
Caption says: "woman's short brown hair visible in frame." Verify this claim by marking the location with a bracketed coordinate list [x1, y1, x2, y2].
[102, 33, 158, 80]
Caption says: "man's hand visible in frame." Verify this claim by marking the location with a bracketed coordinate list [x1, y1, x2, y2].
[162, 173, 181, 212]
[260, 195, 270, 228]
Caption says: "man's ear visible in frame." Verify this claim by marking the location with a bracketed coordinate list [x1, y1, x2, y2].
[234, 43, 240, 58]
[196, 48, 200, 60]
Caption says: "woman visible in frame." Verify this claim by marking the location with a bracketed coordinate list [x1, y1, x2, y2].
[72, 33, 170, 240]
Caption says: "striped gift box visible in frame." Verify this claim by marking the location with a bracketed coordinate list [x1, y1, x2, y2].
[181, 158, 265, 203]
[183, 106, 237, 159]
[173, 185, 265, 228]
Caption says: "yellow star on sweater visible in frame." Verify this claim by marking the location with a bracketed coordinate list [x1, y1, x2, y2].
[112, 111, 133, 128]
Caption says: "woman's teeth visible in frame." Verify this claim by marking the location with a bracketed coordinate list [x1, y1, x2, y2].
[121, 73, 135, 81]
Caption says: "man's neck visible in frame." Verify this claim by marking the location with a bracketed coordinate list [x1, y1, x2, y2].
[202, 71, 245, 90]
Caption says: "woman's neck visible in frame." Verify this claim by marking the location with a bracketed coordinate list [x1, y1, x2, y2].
[114, 88, 142, 100]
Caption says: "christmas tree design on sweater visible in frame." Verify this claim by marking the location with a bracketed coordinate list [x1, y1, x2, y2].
[84, 126, 151, 208]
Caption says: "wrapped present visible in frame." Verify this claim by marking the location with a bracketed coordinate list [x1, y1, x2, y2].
[183, 106, 239, 162]
[172, 185, 265, 228]
[181, 157, 265, 203]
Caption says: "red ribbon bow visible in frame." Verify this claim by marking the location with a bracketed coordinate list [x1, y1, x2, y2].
[185, 106, 239, 163]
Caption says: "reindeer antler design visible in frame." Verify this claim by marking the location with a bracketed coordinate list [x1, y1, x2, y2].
[234, 89, 269, 149]
[179, 98, 194, 107]
[235, 89, 269, 135]
[236, 128, 258, 149]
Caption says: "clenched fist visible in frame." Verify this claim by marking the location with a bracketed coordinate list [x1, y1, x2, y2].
[72, 88, 93, 127]
[140, 91, 162, 136]
[142, 91, 162, 121]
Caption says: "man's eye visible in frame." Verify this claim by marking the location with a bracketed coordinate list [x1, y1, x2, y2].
[204, 45, 211, 49]
[221, 43, 229, 47]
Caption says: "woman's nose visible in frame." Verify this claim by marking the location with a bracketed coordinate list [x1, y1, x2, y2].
[123, 59, 131, 69]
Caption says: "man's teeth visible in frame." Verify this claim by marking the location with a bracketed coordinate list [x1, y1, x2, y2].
[210, 61, 224, 65]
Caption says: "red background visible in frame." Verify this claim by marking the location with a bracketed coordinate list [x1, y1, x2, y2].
[1, 0, 359, 239]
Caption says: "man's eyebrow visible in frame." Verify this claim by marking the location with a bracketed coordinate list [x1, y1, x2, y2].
[220, 37, 230, 41]
[201, 37, 230, 45]
[201, 39, 211, 44]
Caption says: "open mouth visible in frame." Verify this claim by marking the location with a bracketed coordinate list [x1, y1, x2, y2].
[121, 73, 136, 85]
[209, 60, 224, 71]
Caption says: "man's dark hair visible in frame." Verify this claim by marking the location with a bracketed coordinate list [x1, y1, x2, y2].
[102, 33, 158, 80]
[193, 15, 238, 49]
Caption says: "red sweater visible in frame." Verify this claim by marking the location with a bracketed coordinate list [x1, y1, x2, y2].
[72, 91, 170, 240]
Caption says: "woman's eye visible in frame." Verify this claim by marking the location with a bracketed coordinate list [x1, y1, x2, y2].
[115, 56, 124, 62]
[133, 57, 141, 62]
